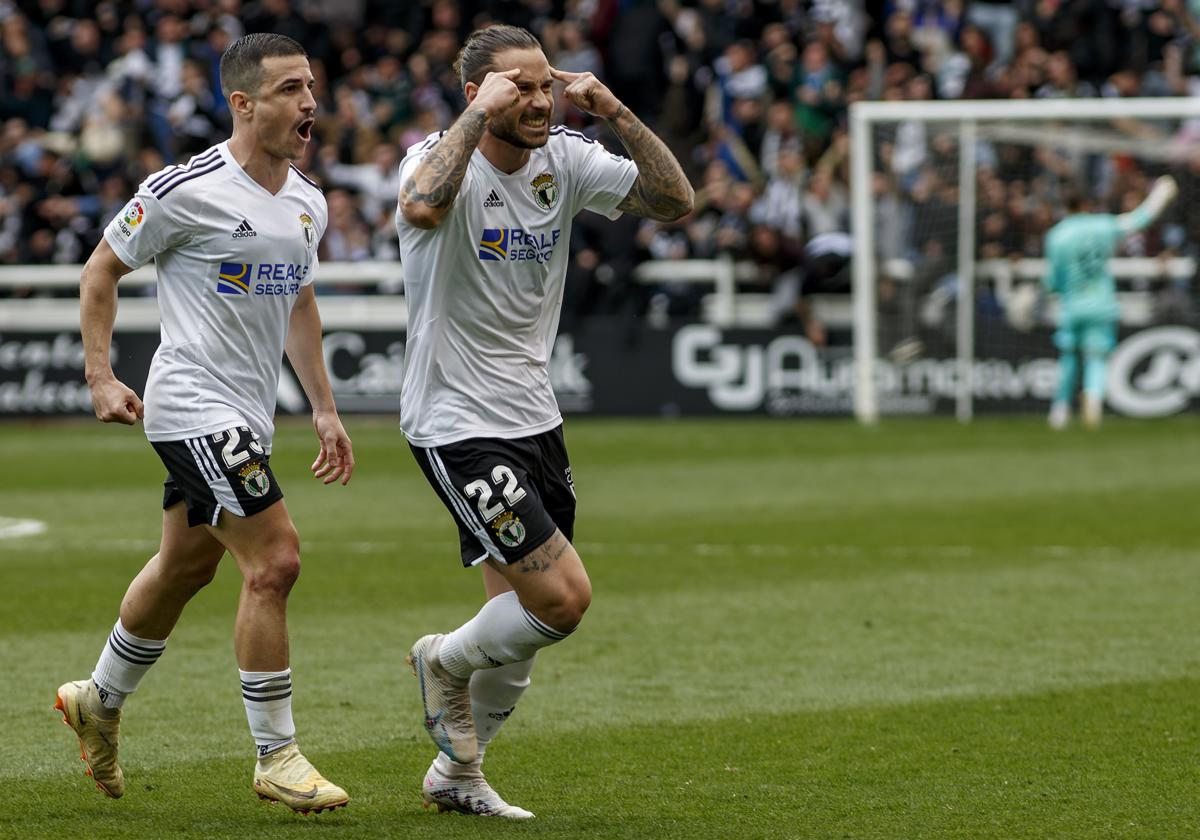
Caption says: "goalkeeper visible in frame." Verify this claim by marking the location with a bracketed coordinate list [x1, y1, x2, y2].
[1043, 175, 1178, 429]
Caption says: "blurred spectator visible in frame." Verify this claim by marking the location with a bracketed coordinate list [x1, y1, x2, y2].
[0, 0, 1193, 332]
[320, 189, 371, 265]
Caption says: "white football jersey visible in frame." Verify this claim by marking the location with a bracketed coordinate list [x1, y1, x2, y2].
[104, 142, 326, 451]
[395, 128, 638, 447]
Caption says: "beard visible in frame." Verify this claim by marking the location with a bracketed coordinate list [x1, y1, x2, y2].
[488, 115, 549, 149]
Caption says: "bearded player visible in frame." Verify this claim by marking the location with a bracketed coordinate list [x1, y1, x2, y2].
[394, 24, 693, 818]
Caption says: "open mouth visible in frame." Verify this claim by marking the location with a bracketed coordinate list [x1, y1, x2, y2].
[521, 117, 548, 130]
[296, 119, 314, 142]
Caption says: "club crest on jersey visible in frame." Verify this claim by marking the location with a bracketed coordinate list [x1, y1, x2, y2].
[238, 461, 271, 498]
[491, 511, 526, 548]
[115, 199, 144, 238]
[299, 212, 315, 249]
[530, 172, 559, 211]
[217, 262, 251, 295]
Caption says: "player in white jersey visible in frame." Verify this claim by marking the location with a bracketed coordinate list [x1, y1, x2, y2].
[395, 25, 693, 818]
[55, 34, 354, 814]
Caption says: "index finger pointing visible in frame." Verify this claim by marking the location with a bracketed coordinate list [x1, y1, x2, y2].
[549, 67, 580, 82]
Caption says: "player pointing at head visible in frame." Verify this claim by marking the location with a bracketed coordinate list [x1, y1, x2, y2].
[56, 33, 353, 814]
[395, 24, 693, 818]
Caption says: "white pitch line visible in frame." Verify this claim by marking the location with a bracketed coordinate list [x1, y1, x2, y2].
[0, 517, 48, 539]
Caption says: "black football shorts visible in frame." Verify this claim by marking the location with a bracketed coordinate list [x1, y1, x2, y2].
[411, 425, 576, 567]
[152, 424, 283, 527]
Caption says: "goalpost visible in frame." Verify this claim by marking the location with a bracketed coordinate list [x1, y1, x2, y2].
[849, 97, 1200, 424]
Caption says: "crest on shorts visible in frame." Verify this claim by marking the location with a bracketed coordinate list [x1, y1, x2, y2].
[492, 511, 526, 548]
[530, 172, 559, 211]
[299, 212, 316, 249]
[239, 461, 270, 498]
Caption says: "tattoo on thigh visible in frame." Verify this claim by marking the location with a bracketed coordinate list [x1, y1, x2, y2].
[518, 553, 552, 574]
[517, 535, 568, 574]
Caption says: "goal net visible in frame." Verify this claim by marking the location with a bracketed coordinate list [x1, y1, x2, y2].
[849, 98, 1200, 423]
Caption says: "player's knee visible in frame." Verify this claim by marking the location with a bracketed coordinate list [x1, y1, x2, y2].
[246, 552, 301, 596]
[245, 531, 301, 596]
[542, 578, 592, 632]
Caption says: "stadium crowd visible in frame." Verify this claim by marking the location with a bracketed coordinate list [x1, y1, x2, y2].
[2, 0, 1199, 327]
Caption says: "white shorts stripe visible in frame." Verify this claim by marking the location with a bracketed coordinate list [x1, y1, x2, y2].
[185, 436, 245, 519]
[185, 438, 220, 482]
[425, 448, 504, 561]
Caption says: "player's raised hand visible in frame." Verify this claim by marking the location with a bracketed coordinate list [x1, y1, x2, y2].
[311, 411, 355, 486]
[549, 67, 622, 119]
[1155, 174, 1178, 202]
[470, 68, 523, 119]
[89, 376, 143, 425]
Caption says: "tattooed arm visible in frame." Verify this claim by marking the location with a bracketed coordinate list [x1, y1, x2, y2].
[549, 67, 694, 222]
[398, 109, 487, 229]
[607, 104, 695, 222]
[398, 68, 521, 229]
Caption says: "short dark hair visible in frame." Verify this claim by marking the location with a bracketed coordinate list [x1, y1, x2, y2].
[219, 32, 307, 100]
[453, 24, 542, 88]
[1063, 185, 1087, 213]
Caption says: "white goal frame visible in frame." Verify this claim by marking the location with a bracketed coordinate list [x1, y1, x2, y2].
[849, 97, 1200, 424]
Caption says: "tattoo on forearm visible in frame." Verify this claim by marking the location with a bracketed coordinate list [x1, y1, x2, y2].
[401, 109, 488, 211]
[610, 109, 693, 221]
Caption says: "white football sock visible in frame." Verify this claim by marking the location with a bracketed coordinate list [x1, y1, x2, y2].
[434, 657, 537, 777]
[240, 669, 296, 757]
[437, 592, 570, 678]
[475, 656, 535, 751]
[91, 619, 167, 709]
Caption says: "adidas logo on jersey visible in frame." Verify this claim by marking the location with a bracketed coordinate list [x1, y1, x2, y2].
[232, 219, 257, 239]
[484, 190, 505, 208]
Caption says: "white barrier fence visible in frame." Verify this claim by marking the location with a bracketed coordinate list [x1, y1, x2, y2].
[0, 258, 849, 331]
[0, 257, 1189, 332]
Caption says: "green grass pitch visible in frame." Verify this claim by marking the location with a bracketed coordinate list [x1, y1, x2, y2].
[1, 416, 1197, 839]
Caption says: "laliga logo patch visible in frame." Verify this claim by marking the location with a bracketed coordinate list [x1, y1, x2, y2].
[123, 200, 144, 227]
[491, 510, 526, 548]
[299, 212, 315, 249]
[530, 172, 559, 211]
[238, 461, 271, 498]
[116, 199, 145, 238]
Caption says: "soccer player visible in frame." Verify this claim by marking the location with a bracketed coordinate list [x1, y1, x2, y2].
[394, 25, 693, 818]
[56, 33, 354, 814]
[1043, 175, 1177, 429]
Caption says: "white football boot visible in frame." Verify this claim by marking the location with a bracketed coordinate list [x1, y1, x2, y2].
[253, 743, 349, 814]
[421, 757, 534, 818]
[406, 634, 477, 764]
[1048, 400, 1070, 430]
[54, 679, 124, 798]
